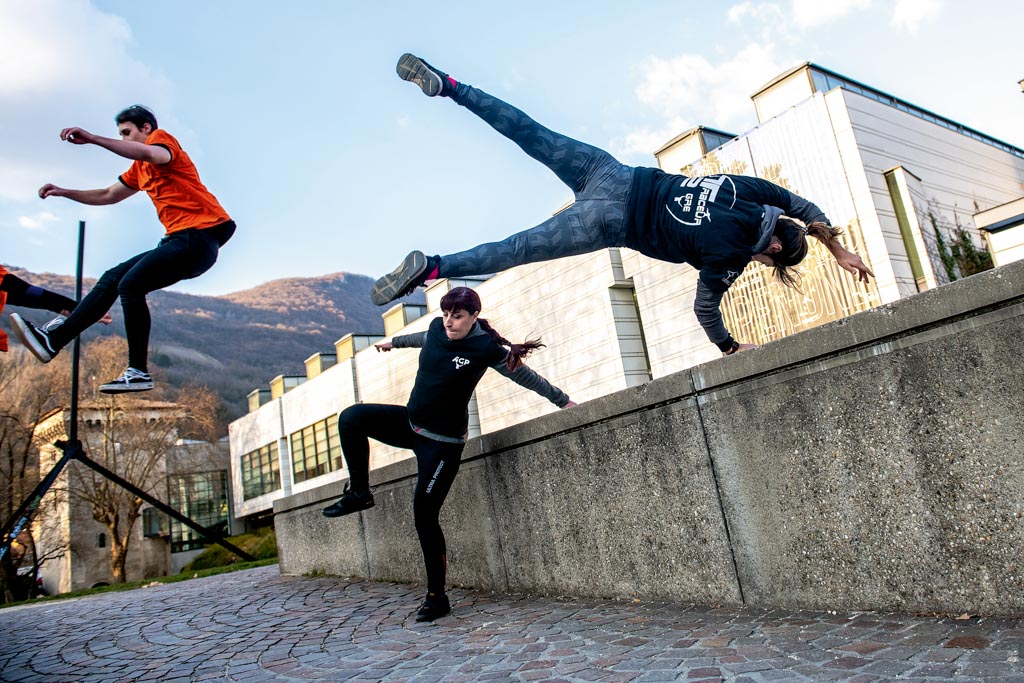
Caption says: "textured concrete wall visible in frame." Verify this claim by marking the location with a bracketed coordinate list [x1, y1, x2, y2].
[275, 259, 1024, 616]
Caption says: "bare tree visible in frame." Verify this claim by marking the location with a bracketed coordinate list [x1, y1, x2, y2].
[0, 349, 68, 602]
[4, 334, 228, 590]
[70, 397, 182, 583]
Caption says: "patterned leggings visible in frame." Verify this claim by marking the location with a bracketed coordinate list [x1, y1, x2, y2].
[437, 85, 634, 279]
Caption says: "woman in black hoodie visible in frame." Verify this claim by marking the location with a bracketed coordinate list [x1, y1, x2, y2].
[323, 286, 574, 621]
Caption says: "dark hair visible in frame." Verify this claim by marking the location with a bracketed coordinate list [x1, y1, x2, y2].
[439, 286, 544, 371]
[769, 218, 843, 289]
[115, 105, 158, 131]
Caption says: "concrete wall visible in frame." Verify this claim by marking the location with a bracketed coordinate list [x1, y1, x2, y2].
[274, 258, 1024, 617]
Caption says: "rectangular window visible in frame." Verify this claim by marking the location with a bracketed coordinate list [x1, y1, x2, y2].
[143, 507, 168, 538]
[242, 443, 281, 500]
[290, 431, 306, 484]
[169, 471, 230, 553]
[289, 416, 343, 483]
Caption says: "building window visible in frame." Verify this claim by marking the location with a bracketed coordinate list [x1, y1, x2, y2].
[97, 533, 106, 548]
[168, 471, 229, 553]
[291, 416, 342, 484]
[143, 508, 169, 538]
[241, 443, 282, 500]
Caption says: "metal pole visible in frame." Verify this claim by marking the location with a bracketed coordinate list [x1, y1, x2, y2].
[69, 220, 85, 444]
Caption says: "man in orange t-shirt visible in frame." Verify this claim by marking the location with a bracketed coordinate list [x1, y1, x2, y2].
[10, 105, 235, 393]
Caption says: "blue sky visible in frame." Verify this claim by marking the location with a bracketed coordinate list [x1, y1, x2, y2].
[2, 0, 1022, 296]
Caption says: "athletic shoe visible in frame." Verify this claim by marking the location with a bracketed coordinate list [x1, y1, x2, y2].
[322, 483, 375, 518]
[9, 313, 57, 363]
[371, 250, 430, 306]
[99, 367, 154, 394]
[415, 592, 451, 622]
[396, 53, 453, 97]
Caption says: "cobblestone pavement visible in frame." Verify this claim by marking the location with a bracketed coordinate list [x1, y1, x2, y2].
[1, 565, 1021, 682]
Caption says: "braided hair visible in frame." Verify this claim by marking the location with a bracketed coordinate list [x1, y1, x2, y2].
[439, 287, 544, 371]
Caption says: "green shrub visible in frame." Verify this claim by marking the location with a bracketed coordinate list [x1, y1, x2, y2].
[182, 527, 277, 572]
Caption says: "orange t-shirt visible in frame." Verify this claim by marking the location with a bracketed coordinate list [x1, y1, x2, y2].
[0, 264, 9, 351]
[119, 129, 231, 235]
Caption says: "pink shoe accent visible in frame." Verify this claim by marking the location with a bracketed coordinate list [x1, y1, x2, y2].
[425, 264, 440, 280]
[446, 76, 457, 90]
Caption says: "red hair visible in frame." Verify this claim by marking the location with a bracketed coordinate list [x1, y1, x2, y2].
[439, 286, 544, 370]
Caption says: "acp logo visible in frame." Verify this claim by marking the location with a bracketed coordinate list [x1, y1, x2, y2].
[451, 356, 470, 370]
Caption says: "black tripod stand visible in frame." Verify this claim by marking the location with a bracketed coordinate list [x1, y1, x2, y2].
[1, 221, 253, 565]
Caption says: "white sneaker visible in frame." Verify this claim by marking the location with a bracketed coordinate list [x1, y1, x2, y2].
[99, 367, 154, 394]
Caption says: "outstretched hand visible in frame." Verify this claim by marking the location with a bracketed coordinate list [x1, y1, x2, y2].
[375, 342, 393, 352]
[833, 247, 874, 283]
[60, 127, 94, 145]
[562, 400, 578, 409]
[38, 183, 66, 199]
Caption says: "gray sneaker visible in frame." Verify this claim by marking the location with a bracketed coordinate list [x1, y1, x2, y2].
[396, 53, 451, 97]
[371, 251, 429, 306]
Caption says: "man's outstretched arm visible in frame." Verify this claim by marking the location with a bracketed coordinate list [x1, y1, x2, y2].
[38, 181, 136, 206]
[59, 127, 171, 164]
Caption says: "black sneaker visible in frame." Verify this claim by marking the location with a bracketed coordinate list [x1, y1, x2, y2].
[322, 483, 375, 518]
[99, 367, 154, 394]
[371, 251, 431, 306]
[9, 313, 57, 363]
[396, 53, 452, 97]
[415, 592, 451, 622]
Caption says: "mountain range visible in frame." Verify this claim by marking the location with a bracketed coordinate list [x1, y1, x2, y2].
[1, 265, 417, 420]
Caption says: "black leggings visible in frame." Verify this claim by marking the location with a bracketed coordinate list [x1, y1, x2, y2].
[48, 221, 234, 371]
[337, 404, 463, 594]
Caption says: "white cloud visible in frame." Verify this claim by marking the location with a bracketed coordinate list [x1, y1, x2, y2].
[890, 0, 943, 34]
[0, 1, 176, 203]
[791, 0, 872, 28]
[618, 118, 690, 158]
[614, 43, 789, 157]
[728, 1, 784, 23]
[17, 211, 60, 230]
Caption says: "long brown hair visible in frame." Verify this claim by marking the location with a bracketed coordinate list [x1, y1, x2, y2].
[439, 286, 544, 371]
[770, 218, 843, 289]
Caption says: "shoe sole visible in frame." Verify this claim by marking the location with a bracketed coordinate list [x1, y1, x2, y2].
[321, 500, 375, 518]
[396, 53, 442, 97]
[99, 381, 154, 394]
[371, 251, 427, 306]
[9, 314, 53, 363]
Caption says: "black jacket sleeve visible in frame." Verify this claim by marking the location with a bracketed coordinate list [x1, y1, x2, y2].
[492, 361, 571, 407]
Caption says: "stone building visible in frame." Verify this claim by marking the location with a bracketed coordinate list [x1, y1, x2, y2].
[32, 400, 235, 594]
